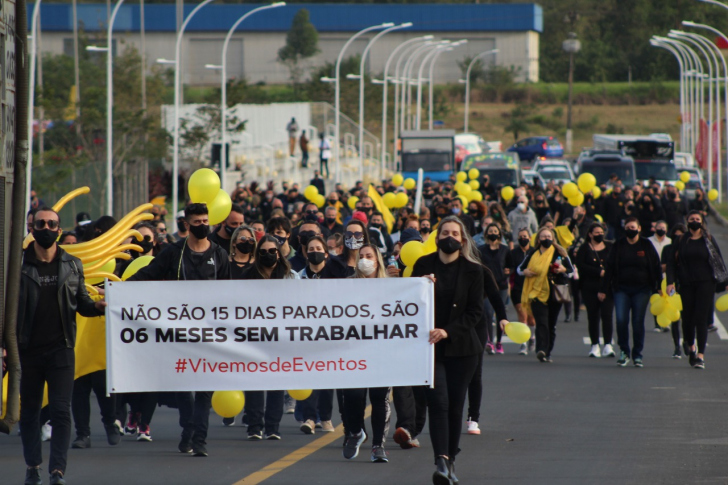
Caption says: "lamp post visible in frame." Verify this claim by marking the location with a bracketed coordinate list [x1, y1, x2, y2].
[26, 0, 42, 219]
[429, 41, 465, 130]
[562, 32, 580, 153]
[333, 23, 393, 184]
[401, 42, 444, 133]
[461, 48, 499, 133]
[650, 39, 689, 152]
[417, 40, 465, 130]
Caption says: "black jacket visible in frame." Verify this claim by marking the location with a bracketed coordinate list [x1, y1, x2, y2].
[412, 253, 484, 358]
[666, 233, 726, 287]
[129, 238, 230, 281]
[575, 241, 612, 289]
[477, 243, 513, 290]
[18, 244, 103, 350]
[600, 237, 662, 293]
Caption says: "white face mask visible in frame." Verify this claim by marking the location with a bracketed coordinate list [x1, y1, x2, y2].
[517, 203, 526, 211]
[357, 258, 376, 276]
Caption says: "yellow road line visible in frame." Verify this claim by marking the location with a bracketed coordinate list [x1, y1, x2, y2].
[234, 405, 373, 485]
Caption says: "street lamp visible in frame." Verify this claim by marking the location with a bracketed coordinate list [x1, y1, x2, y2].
[461, 48, 499, 133]
[429, 41, 466, 130]
[333, 22, 394, 184]
[26, 0, 43, 218]
[650, 39, 690, 152]
[416, 40, 465, 130]
[562, 32, 580, 153]
[401, 42, 445, 133]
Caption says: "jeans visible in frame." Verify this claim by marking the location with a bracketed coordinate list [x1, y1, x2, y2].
[245, 391, 284, 435]
[613, 285, 651, 359]
[531, 298, 562, 356]
[20, 347, 75, 474]
[71, 370, 117, 437]
[681, 280, 715, 354]
[176, 391, 212, 443]
[393, 386, 427, 438]
[483, 289, 509, 343]
[320, 158, 329, 178]
[342, 388, 391, 446]
[300, 389, 334, 422]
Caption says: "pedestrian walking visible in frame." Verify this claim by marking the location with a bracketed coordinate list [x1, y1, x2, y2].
[319, 133, 331, 179]
[286, 117, 299, 156]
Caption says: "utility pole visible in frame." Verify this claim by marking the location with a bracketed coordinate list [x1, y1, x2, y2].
[562, 10, 580, 154]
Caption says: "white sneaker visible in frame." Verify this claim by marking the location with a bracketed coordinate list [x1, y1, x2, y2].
[518, 343, 528, 355]
[602, 344, 615, 357]
[466, 420, 481, 435]
[589, 344, 601, 358]
[41, 421, 52, 442]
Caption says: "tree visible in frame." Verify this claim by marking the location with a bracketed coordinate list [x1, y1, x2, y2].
[457, 56, 487, 84]
[277, 9, 320, 88]
[503, 103, 537, 141]
[178, 104, 247, 169]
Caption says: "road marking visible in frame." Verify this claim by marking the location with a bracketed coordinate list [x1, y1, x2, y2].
[713, 313, 728, 340]
[233, 405, 372, 485]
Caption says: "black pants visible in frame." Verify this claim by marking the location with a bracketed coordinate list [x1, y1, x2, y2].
[393, 386, 427, 438]
[466, 320, 488, 423]
[320, 158, 329, 178]
[531, 298, 562, 356]
[245, 391, 284, 435]
[300, 389, 334, 422]
[20, 347, 75, 474]
[124, 392, 158, 427]
[681, 280, 715, 354]
[564, 279, 581, 320]
[582, 285, 614, 346]
[342, 388, 391, 446]
[425, 355, 479, 460]
[71, 370, 117, 437]
[176, 391, 212, 443]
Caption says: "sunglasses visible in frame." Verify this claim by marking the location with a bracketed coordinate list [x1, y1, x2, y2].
[345, 231, 364, 239]
[238, 236, 255, 243]
[259, 248, 278, 255]
[158, 228, 167, 233]
[305, 210, 317, 215]
[34, 219, 59, 230]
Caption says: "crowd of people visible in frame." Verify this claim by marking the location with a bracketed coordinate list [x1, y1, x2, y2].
[12, 169, 727, 485]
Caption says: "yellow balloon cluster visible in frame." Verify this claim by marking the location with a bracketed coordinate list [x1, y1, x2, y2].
[468, 168, 480, 180]
[675, 181, 685, 191]
[400, 230, 438, 277]
[650, 282, 682, 327]
[304, 185, 325, 208]
[188, 168, 232, 225]
[383, 192, 409, 209]
[562, 173, 599, 207]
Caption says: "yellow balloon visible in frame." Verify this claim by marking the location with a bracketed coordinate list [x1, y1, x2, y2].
[656, 313, 672, 328]
[392, 174, 404, 187]
[188, 168, 221, 204]
[348, 196, 359, 210]
[594, 214, 603, 222]
[86, 259, 116, 286]
[661, 278, 667, 294]
[468, 190, 483, 202]
[675, 181, 685, 191]
[577, 173, 596, 194]
[383, 192, 396, 209]
[501, 186, 514, 201]
[562, 182, 578, 198]
[650, 298, 665, 316]
[456, 171, 468, 183]
[423, 230, 438, 253]
[400, 241, 425, 267]
[469, 180, 480, 190]
[716, 293, 728, 312]
[208, 189, 233, 226]
[592, 186, 601, 199]
[403, 266, 414, 277]
[314, 194, 326, 208]
[468, 168, 480, 180]
[394, 192, 409, 209]
[669, 293, 683, 311]
[121, 255, 154, 281]
[288, 389, 313, 401]
[665, 306, 680, 322]
[504, 322, 531, 344]
[455, 182, 472, 196]
[304, 185, 319, 201]
[568, 192, 584, 207]
[708, 188, 718, 201]
[649, 293, 661, 305]
[211, 391, 245, 418]
[403, 178, 416, 190]
[680, 171, 691, 183]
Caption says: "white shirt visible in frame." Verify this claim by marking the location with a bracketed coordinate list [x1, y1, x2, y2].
[648, 235, 671, 259]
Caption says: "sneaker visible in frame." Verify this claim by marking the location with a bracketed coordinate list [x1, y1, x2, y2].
[602, 344, 615, 357]
[564, 315, 571, 323]
[300, 419, 315, 435]
[518, 343, 528, 355]
[495, 343, 504, 355]
[673, 346, 682, 359]
[41, 421, 52, 442]
[528, 338, 535, 352]
[315, 421, 322, 429]
[689, 352, 697, 367]
[371, 445, 389, 463]
[247, 431, 263, 440]
[71, 435, 90, 449]
[485, 342, 495, 355]
[393, 427, 414, 449]
[24, 467, 42, 485]
[466, 420, 481, 435]
[320, 420, 335, 433]
[178, 434, 193, 453]
[222, 417, 235, 427]
[708, 324, 718, 333]
[284, 394, 296, 414]
[105, 422, 122, 445]
[574, 315, 580, 323]
[192, 441, 208, 457]
[545, 355, 554, 363]
[536, 350, 547, 362]
[653, 327, 663, 333]
[634, 357, 643, 368]
[589, 344, 601, 358]
[49, 471, 66, 485]
[617, 351, 630, 367]
[694, 358, 705, 369]
[136, 424, 152, 442]
[409, 438, 421, 448]
[124, 412, 139, 436]
[343, 430, 367, 460]
[265, 432, 281, 440]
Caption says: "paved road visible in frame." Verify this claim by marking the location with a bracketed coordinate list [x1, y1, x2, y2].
[3, 218, 728, 484]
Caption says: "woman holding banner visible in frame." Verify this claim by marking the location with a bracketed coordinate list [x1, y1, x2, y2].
[241, 236, 298, 440]
[341, 244, 392, 463]
[412, 215, 489, 485]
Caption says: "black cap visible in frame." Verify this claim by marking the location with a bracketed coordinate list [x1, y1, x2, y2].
[400, 228, 423, 245]
[76, 212, 91, 223]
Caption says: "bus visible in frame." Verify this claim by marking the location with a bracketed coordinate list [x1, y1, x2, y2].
[592, 134, 677, 187]
[460, 152, 521, 187]
[399, 130, 456, 182]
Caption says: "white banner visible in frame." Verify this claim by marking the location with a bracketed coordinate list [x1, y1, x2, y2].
[106, 278, 434, 393]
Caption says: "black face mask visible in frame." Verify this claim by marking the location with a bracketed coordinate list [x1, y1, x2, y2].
[328, 199, 337, 206]
[236, 241, 254, 254]
[420, 226, 431, 234]
[518, 238, 530, 248]
[540, 239, 553, 249]
[667, 192, 677, 200]
[625, 228, 640, 239]
[33, 229, 59, 249]
[224, 224, 236, 236]
[487, 234, 500, 241]
[137, 239, 154, 254]
[592, 234, 604, 243]
[325, 217, 337, 225]
[688, 221, 702, 231]
[371, 223, 382, 229]
[272, 234, 288, 246]
[304, 212, 319, 222]
[655, 229, 666, 237]
[437, 237, 462, 255]
[307, 251, 326, 265]
[259, 252, 278, 268]
[177, 220, 187, 233]
[299, 231, 317, 247]
[189, 224, 210, 240]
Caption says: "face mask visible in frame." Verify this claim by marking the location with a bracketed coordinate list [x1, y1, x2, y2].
[272, 234, 288, 246]
[518, 238, 530, 248]
[33, 229, 59, 249]
[236, 241, 254, 254]
[655, 229, 666, 237]
[259, 252, 278, 267]
[625, 228, 639, 239]
[493, 212, 501, 219]
[370, 222, 382, 229]
[325, 217, 336, 225]
[437, 236, 462, 255]
[540, 239, 553, 249]
[592, 234, 604, 243]
[345, 236, 364, 250]
[643, 199, 651, 206]
[328, 199, 337, 206]
[307, 251, 326, 265]
[304, 212, 319, 222]
[137, 239, 154, 254]
[177, 220, 187, 233]
[357, 258, 376, 275]
[517, 203, 526, 211]
[253, 231, 264, 242]
[452, 207, 461, 215]
[189, 224, 210, 240]
[420, 226, 431, 234]
[299, 231, 316, 246]
[224, 224, 236, 236]
[329, 250, 339, 256]
[688, 221, 702, 231]
[487, 234, 500, 241]
[668, 192, 677, 200]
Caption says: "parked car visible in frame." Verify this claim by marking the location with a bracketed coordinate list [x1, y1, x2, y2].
[533, 159, 575, 185]
[507, 136, 564, 163]
[454, 133, 483, 170]
[481, 140, 503, 153]
[674, 151, 696, 168]
[680, 166, 705, 200]
[522, 169, 545, 188]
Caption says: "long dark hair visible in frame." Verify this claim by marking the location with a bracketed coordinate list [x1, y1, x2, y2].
[342, 219, 370, 262]
[686, 210, 710, 239]
[249, 235, 293, 279]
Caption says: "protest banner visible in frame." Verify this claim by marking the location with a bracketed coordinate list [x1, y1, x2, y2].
[106, 278, 434, 392]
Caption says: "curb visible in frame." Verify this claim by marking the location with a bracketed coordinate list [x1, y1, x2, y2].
[711, 209, 728, 227]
